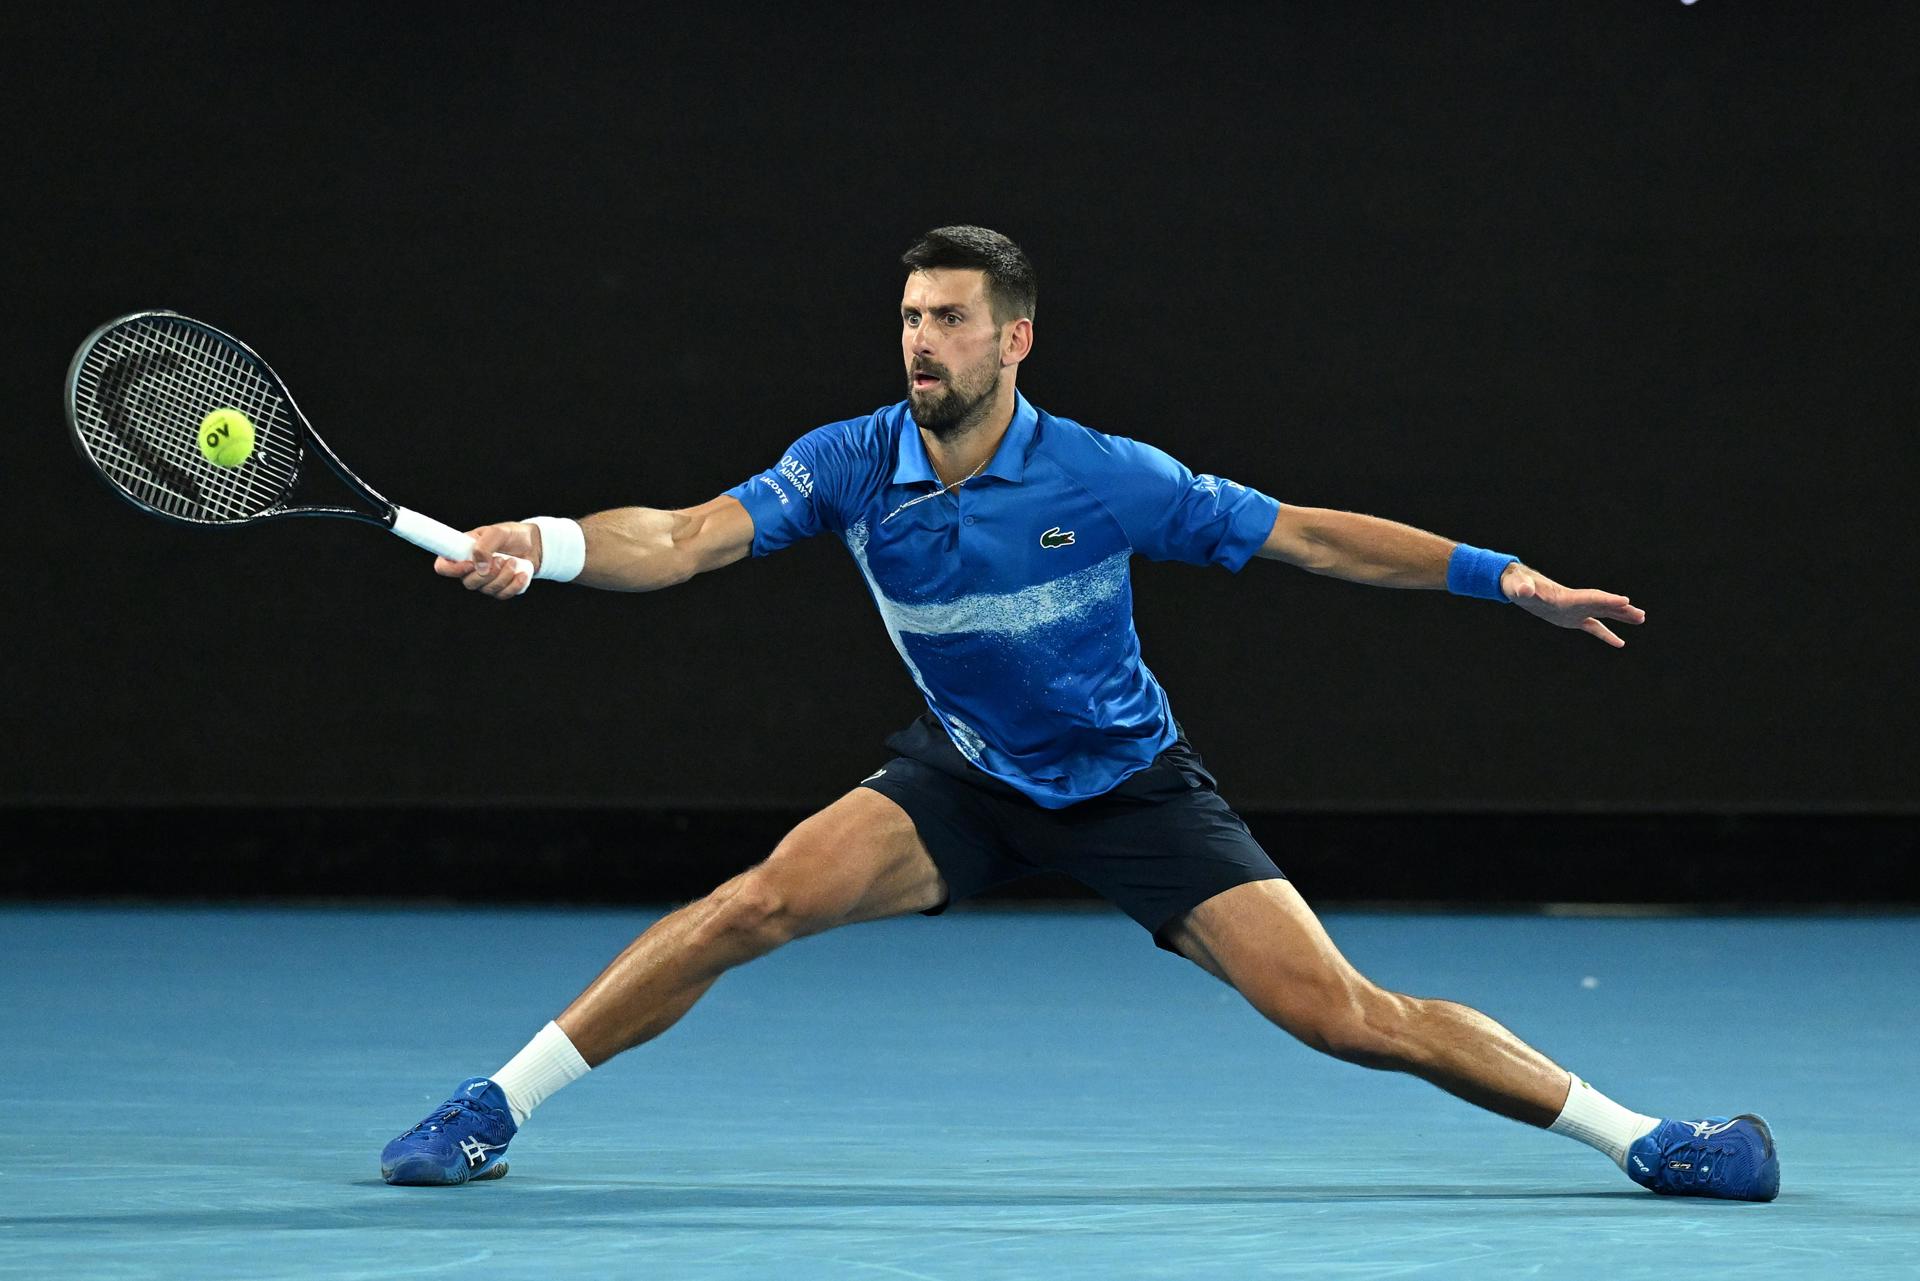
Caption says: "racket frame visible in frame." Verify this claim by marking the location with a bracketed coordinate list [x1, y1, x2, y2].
[66, 310, 490, 564]
[67, 310, 400, 531]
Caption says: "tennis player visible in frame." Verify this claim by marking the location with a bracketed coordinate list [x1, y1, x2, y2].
[381, 226, 1778, 1201]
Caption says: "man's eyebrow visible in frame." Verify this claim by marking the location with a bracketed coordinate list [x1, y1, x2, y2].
[901, 303, 968, 314]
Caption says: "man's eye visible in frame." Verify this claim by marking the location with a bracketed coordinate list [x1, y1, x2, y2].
[904, 314, 919, 327]
[943, 313, 962, 326]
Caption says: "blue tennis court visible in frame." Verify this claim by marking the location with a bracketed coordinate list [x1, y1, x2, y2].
[3, 904, 1912, 1279]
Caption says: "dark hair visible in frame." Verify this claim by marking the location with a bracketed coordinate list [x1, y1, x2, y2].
[900, 225, 1037, 325]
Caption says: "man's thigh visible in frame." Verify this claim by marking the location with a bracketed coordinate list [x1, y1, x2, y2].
[1043, 783, 1286, 951]
[1159, 879, 1368, 1018]
[858, 754, 1032, 914]
[755, 786, 951, 930]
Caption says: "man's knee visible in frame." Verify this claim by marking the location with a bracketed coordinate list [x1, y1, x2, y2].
[697, 874, 800, 952]
[701, 839, 849, 951]
[1250, 975, 1417, 1070]
[699, 874, 786, 947]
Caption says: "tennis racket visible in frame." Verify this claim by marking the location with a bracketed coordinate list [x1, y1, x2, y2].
[66, 310, 528, 571]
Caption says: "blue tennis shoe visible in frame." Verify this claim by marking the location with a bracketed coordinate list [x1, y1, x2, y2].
[381, 1077, 517, 1186]
[1626, 1114, 1779, 1202]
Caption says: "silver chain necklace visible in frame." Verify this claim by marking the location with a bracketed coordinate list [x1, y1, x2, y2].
[882, 455, 989, 524]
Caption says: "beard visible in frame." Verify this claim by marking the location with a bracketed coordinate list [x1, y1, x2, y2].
[907, 360, 1002, 440]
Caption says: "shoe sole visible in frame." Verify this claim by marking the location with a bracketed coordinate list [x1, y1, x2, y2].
[381, 1157, 509, 1186]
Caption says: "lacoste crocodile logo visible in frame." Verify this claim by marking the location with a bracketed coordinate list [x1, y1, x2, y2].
[1039, 527, 1075, 549]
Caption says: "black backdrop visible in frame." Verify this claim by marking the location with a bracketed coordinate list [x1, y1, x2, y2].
[5, 4, 1915, 821]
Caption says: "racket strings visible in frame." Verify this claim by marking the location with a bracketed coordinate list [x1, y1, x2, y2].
[72, 317, 300, 523]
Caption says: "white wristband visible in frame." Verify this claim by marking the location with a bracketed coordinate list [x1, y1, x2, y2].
[525, 516, 586, 583]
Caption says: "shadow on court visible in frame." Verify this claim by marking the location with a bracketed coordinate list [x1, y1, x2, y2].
[0, 1185, 1672, 1234]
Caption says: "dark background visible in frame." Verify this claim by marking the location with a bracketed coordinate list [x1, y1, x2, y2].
[5, 4, 1915, 898]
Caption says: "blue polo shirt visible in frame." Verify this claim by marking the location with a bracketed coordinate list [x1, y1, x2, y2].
[725, 392, 1280, 808]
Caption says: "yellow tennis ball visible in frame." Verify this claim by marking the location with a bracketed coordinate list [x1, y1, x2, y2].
[198, 409, 256, 467]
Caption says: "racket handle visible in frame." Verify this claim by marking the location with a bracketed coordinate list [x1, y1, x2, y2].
[390, 506, 478, 560]
[390, 505, 538, 581]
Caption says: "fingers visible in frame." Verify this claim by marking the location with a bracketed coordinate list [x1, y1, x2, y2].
[434, 527, 494, 580]
[471, 521, 536, 560]
[1504, 569, 1646, 645]
[1514, 582, 1646, 645]
[1562, 587, 1649, 625]
[470, 525, 510, 563]
[463, 553, 531, 599]
[1581, 618, 1626, 648]
[433, 523, 535, 599]
[1574, 595, 1651, 626]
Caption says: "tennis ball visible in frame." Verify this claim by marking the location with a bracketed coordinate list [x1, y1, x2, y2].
[198, 408, 256, 468]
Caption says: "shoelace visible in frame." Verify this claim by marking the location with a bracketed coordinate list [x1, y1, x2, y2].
[1659, 1129, 1740, 1191]
[400, 1096, 485, 1139]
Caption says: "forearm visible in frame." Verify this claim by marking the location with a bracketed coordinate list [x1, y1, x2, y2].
[1285, 507, 1468, 590]
[573, 506, 705, 592]
[1255, 505, 1644, 645]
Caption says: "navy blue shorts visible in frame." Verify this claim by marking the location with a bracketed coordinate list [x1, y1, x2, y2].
[858, 715, 1285, 951]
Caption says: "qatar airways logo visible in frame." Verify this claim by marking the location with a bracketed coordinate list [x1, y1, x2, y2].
[777, 455, 815, 498]
[1194, 474, 1245, 498]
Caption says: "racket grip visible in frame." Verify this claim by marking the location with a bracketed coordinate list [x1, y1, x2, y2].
[390, 506, 538, 581]
[389, 506, 477, 560]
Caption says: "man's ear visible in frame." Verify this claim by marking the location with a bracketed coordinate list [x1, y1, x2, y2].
[1002, 317, 1034, 367]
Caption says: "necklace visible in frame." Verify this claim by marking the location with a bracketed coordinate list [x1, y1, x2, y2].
[882, 455, 988, 524]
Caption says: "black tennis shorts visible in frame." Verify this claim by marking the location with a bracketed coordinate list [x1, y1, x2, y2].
[859, 714, 1285, 951]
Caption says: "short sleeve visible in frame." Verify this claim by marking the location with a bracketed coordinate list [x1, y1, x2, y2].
[1095, 435, 1281, 570]
[723, 422, 869, 557]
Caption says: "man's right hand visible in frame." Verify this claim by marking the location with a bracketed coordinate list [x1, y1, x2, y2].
[434, 521, 541, 600]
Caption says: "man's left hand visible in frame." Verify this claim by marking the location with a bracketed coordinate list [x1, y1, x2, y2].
[1500, 564, 1647, 648]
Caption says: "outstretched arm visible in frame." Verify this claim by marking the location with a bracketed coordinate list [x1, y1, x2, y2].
[1253, 505, 1647, 647]
[435, 495, 756, 599]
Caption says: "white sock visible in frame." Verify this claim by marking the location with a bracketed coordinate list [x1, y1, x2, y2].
[490, 1021, 591, 1127]
[1549, 1073, 1659, 1170]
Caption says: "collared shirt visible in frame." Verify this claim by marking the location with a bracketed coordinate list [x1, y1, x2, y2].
[725, 392, 1281, 808]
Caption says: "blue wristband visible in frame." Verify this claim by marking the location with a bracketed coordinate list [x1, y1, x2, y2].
[1447, 544, 1518, 602]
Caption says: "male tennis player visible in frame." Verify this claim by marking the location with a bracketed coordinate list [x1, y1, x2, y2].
[381, 226, 1778, 1201]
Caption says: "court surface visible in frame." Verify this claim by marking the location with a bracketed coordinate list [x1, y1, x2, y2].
[3, 904, 1914, 1280]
